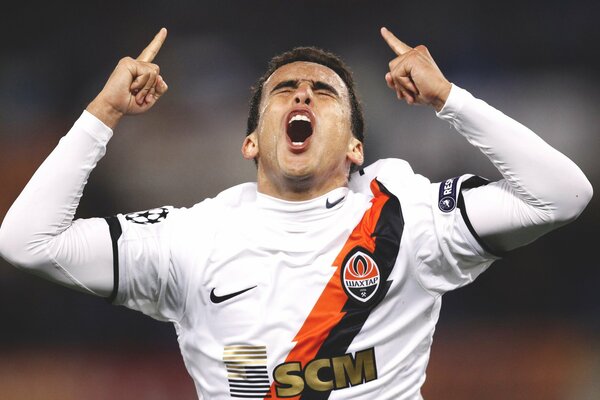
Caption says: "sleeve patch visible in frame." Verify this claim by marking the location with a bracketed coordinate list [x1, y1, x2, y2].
[125, 206, 172, 225]
[438, 177, 460, 212]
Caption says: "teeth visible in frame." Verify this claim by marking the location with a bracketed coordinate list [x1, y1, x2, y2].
[289, 114, 311, 124]
[292, 141, 304, 146]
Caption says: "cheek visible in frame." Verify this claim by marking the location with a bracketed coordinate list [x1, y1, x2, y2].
[256, 108, 281, 157]
[258, 100, 286, 133]
[258, 98, 272, 122]
[325, 100, 351, 127]
[323, 106, 352, 141]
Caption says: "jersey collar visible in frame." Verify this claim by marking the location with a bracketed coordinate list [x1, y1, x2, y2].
[256, 187, 349, 224]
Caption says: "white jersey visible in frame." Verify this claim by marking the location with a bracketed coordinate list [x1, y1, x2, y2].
[0, 85, 592, 400]
[109, 158, 496, 400]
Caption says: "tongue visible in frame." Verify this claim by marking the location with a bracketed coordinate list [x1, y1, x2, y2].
[287, 120, 313, 143]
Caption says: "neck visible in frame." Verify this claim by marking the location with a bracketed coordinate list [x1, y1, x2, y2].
[256, 173, 349, 201]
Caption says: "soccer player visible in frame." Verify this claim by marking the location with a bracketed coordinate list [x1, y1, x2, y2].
[0, 27, 593, 399]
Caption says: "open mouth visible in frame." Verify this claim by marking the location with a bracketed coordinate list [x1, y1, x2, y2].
[286, 110, 314, 148]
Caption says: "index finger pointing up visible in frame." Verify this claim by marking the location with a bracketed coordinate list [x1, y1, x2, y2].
[380, 27, 412, 55]
[137, 28, 168, 62]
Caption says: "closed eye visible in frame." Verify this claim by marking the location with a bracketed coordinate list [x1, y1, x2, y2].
[313, 81, 339, 98]
[315, 89, 336, 98]
[271, 80, 298, 94]
[269, 79, 339, 98]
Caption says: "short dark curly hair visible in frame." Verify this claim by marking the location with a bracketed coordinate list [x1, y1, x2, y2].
[246, 47, 364, 144]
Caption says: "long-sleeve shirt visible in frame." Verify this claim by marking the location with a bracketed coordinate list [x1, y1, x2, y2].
[0, 85, 592, 399]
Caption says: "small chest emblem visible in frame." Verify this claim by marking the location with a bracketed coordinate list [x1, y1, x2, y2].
[341, 248, 381, 304]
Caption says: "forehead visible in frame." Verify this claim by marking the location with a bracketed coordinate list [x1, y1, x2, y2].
[264, 61, 349, 95]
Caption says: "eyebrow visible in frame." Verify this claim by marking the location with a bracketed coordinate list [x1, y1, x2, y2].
[270, 79, 339, 97]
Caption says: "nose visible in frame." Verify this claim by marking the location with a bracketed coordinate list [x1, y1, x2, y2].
[294, 83, 312, 106]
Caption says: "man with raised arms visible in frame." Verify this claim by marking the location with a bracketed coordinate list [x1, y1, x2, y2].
[0, 27, 592, 399]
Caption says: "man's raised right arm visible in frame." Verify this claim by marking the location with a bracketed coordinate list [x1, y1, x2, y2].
[0, 29, 169, 297]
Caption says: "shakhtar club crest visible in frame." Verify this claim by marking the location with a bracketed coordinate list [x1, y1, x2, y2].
[342, 248, 381, 304]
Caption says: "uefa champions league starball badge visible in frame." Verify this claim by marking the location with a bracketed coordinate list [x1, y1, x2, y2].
[124, 206, 172, 225]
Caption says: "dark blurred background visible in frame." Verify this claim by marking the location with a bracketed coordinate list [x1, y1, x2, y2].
[0, 1, 598, 399]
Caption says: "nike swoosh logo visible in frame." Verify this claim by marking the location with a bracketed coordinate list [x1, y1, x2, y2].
[210, 286, 257, 304]
[326, 196, 345, 209]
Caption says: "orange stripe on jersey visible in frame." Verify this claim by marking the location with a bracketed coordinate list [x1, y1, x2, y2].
[265, 180, 397, 399]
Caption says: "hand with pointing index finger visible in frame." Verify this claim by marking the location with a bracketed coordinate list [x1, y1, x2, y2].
[87, 28, 169, 129]
[380, 27, 451, 112]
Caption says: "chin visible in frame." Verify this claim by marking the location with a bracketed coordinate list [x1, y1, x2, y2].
[279, 154, 314, 176]
[283, 167, 313, 182]
[281, 165, 316, 190]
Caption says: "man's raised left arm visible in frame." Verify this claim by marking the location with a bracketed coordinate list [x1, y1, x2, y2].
[380, 27, 593, 253]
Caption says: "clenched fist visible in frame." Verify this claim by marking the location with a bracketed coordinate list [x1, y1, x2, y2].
[381, 27, 451, 112]
[86, 28, 169, 129]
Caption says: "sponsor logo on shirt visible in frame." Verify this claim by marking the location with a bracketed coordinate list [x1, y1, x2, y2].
[438, 177, 460, 212]
[325, 195, 345, 209]
[223, 345, 270, 398]
[223, 345, 378, 398]
[210, 286, 257, 304]
[272, 348, 377, 397]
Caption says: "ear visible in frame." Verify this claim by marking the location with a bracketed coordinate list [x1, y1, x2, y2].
[347, 137, 364, 166]
[242, 132, 259, 160]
